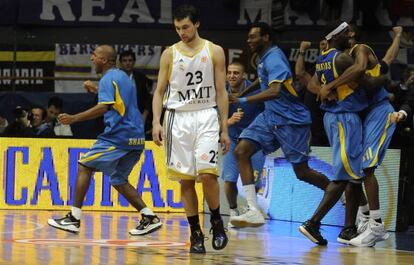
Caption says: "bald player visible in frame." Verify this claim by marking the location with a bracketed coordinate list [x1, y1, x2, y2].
[48, 45, 162, 236]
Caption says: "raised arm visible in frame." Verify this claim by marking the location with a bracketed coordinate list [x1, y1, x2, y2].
[382, 26, 403, 66]
[152, 47, 172, 146]
[295, 41, 312, 86]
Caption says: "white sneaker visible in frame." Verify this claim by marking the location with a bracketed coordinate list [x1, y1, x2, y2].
[229, 208, 265, 228]
[356, 212, 370, 234]
[227, 209, 239, 228]
[349, 219, 388, 247]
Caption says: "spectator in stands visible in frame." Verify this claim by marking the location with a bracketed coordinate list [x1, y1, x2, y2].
[31, 106, 55, 137]
[119, 50, 153, 139]
[46, 96, 73, 136]
[394, 67, 414, 125]
[2, 106, 35, 137]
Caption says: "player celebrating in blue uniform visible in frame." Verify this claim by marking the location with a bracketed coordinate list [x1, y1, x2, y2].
[48, 45, 161, 235]
[320, 26, 403, 247]
[230, 22, 330, 228]
[222, 61, 265, 227]
[299, 21, 386, 245]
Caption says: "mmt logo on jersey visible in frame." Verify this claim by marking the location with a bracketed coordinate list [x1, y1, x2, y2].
[177, 86, 212, 103]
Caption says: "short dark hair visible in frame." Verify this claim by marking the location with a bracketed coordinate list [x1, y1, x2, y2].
[251, 22, 273, 40]
[228, 61, 245, 72]
[173, 4, 199, 24]
[119, 50, 136, 62]
[48, 96, 63, 110]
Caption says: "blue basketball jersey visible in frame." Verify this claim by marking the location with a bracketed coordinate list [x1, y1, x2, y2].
[257, 46, 311, 125]
[315, 48, 367, 113]
[227, 80, 264, 140]
[98, 68, 145, 150]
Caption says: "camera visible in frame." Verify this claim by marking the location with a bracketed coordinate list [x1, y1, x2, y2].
[13, 106, 32, 120]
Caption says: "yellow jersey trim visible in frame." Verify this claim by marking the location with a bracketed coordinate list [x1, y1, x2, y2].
[167, 168, 197, 181]
[167, 46, 173, 81]
[338, 122, 362, 180]
[198, 168, 219, 177]
[207, 41, 215, 65]
[175, 39, 207, 58]
[282, 78, 299, 97]
[112, 81, 126, 117]
[79, 146, 116, 164]
[321, 48, 336, 56]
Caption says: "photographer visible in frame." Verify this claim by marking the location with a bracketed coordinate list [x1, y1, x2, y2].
[46, 96, 73, 137]
[31, 106, 55, 137]
[2, 106, 35, 137]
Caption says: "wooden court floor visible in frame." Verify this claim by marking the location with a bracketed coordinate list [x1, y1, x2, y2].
[0, 210, 413, 265]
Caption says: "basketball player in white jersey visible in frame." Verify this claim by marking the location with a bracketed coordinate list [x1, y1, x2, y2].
[152, 4, 230, 254]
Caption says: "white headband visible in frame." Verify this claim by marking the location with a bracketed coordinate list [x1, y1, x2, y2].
[325, 22, 349, 40]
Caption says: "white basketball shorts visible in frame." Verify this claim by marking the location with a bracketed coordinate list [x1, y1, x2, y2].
[163, 107, 220, 181]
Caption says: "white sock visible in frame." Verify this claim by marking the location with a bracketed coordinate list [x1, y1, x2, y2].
[359, 204, 369, 215]
[243, 184, 258, 211]
[229, 208, 239, 217]
[71, 206, 82, 220]
[140, 207, 155, 216]
[370, 209, 382, 222]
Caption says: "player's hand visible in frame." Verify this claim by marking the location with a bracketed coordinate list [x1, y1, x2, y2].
[58, 113, 77, 125]
[319, 84, 333, 102]
[152, 123, 164, 146]
[228, 112, 243, 125]
[392, 26, 403, 37]
[228, 94, 239, 103]
[392, 111, 405, 123]
[83, 80, 98, 94]
[220, 131, 231, 154]
[299, 41, 311, 52]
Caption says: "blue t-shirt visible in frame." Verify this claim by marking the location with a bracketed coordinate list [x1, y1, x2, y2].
[98, 68, 145, 150]
[315, 48, 368, 113]
[227, 80, 264, 140]
[257, 46, 311, 125]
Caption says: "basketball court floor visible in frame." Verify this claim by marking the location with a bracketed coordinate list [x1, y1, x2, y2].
[1, 210, 413, 265]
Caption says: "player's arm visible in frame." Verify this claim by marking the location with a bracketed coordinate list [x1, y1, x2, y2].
[330, 46, 370, 88]
[213, 44, 230, 153]
[307, 74, 321, 95]
[152, 47, 171, 145]
[382, 26, 403, 66]
[239, 78, 260, 96]
[238, 81, 281, 103]
[295, 41, 312, 86]
[58, 103, 109, 125]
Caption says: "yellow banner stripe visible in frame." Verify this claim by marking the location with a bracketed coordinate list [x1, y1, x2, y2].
[0, 51, 55, 62]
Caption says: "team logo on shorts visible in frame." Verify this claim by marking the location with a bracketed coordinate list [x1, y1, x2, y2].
[200, 153, 209, 160]
[176, 161, 182, 169]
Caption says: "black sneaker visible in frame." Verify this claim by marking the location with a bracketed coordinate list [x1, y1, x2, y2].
[210, 219, 228, 250]
[48, 212, 80, 233]
[129, 214, 162, 236]
[299, 220, 328, 245]
[337, 226, 358, 244]
[190, 230, 206, 254]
